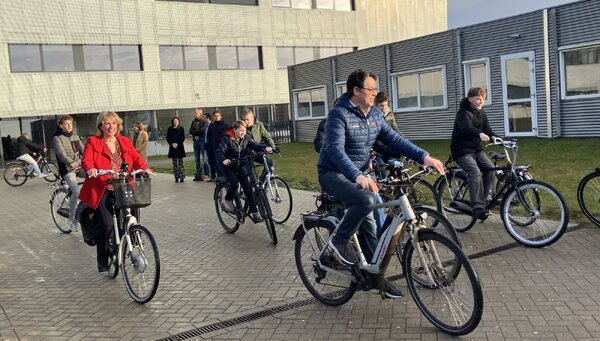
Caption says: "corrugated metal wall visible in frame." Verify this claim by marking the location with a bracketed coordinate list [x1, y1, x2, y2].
[289, 0, 600, 141]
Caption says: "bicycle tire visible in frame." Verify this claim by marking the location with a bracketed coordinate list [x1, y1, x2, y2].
[577, 170, 600, 227]
[266, 176, 293, 224]
[294, 220, 356, 306]
[107, 238, 119, 279]
[120, 224, 160, 304]
[402, 230, 483, 336]
[4, 164, 28, 187]
[406, 177, 442, 212]
[256, 188, 277, 245]
[50, 187, 71, 233]
[413, 206, 461, 248]
[41, 162, 59, 182]
[214, 182, 241, 233]
[436, 172, 476, 232]
[501, 180, 568, 248]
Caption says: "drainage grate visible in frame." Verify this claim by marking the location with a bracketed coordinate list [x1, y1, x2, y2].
[156, 297, 318, 341]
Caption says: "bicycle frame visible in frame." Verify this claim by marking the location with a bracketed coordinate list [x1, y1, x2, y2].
[113, 206, 138, 267]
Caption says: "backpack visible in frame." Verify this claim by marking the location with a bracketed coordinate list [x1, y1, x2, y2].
[313, 119, 326, 153]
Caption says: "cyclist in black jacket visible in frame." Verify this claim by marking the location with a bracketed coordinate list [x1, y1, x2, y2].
[15, 132, 48, 178]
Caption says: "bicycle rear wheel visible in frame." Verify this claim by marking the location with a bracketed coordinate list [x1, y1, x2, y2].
[41, 162, 59, 182]
[4, 164, 28, 187]
[50, 187, 71, 233]
[402, 230, 483, 336]
[267, 176, 293, 224]
[121, 225, 160, 304]
[502, 180, 568, 248]
[577, 170, 600, 227]
[214, 182, 241, 233]
[436, 172, 476, 232]
[294, 220, 356, 306]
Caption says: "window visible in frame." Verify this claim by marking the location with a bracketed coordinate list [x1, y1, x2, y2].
[316, 0, 334, 9]
[392, 66, 447, 111]
[160, 46, 184, 70]
[83, 45, 111, 71]
[293, 87, 327, 119]
[184, 46, 209, 70]
[560, 44, 600, 99]
[317, 0, 352, 10]
[272, 0, 290, 6]
[216, 46, 238, 69]
[160, 45, 262, 70]
[238, 47, 261, 70]
[159, 0, 258, 5]
[9, 44, 42, 72]
[319, 47, 337, 59]
[112, 45, 142, 71]
[276, 47, 294, 69]
[291, 0, 311, 9]
[335, 82, 347, 99]
[463, 58, 491, 103]
[294, 47, 314, 64]
[275, 0, 352, 10]
[42, 45, 75, 71]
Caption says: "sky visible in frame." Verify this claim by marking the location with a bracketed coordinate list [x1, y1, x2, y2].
[447, 0, 580, 28]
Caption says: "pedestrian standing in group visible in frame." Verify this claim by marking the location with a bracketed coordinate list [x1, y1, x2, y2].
[167, 116, 186, 183]
[206, 110, 228, 180]
[130, 121, 148, 163]
[189, 108, 210, 181]
[53, 115, 84, 232]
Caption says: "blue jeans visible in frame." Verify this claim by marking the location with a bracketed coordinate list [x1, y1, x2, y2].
[319, 171, 378, 263]
[193, 140, 210, 178]
[455, 151, 495, 210]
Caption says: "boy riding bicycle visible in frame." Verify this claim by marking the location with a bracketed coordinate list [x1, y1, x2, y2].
[217, 120, 273, 222]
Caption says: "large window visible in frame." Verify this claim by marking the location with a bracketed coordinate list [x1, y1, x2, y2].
[561, 44, 600, 99]
[160, 45, 261, 70]
[158, 0, 258, 5]
[392, 66, 447, 111]
[276, 46, 354, 68]
[8, 43, 142, 72]
[293, 87, 327, 119]
[463, 58, 491, 104]
[273, 0, 352, 10]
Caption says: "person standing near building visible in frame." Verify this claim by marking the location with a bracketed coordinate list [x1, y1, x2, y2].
[206, 110, 228, 180]
[167, 116, 186, 183]
[130, 121, 148, 163]
[53, 115, 84, 231]
[189, 108, 210, 181]
[15, 132, 48, 178]
[243, 108, 275, 147]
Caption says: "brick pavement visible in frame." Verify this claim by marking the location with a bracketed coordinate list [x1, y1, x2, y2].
[0, 173, 595, 340]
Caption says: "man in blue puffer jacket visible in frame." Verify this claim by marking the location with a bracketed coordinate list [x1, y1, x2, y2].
[318, 70, 445, 298]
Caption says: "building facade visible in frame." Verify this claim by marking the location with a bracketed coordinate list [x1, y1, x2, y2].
[0, 0, 447, 164]
[289, 0, 600, 143]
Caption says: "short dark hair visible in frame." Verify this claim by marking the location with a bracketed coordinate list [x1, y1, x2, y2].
[203, 113, 212, 120]
[346, 70, 377, 99]
[171, 116, 180, 126]
[467, 87, 487, 99]
[375, 91, 388, 104]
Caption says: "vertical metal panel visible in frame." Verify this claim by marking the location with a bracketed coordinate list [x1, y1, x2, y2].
[335, 46, 387, 93]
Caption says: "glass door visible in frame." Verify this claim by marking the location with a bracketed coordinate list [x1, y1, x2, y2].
[500, 52, 538, 136]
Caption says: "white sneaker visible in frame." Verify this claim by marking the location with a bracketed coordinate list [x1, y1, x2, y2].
[69, 220, 79, 232]
[36, 173, 49, 178]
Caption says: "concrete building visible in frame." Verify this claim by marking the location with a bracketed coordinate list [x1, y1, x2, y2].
[289, 0, 600, 142]
[0, 0, 447, 164]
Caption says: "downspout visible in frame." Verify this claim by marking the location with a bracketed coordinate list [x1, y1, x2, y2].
[287, 66, 295, 141]
[456, 29, 463, 106]
[550, 8, 561, 137]
[331, 57, 337, 103]
[384, 44, 391, 96]
[543, 9, 553, 138]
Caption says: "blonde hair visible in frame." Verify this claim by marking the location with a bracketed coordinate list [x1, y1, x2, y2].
[96, 111, 123, 136]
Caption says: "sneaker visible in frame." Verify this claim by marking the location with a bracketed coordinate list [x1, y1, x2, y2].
[203, 175, 211, 181]
[69, 220, 79, 232]
[250, 211, 263, 223]
[222, 200, 235, 213]
[193, 177, 201, 182]
[328, 237, 357, 265]
[36, 173, 49, 178]
[370, 279, 404, 299]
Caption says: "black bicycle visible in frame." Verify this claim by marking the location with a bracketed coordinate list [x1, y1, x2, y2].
[214, 150, 279, 245]
[577, 167, 600, 227]
[4, 152, 59, 186]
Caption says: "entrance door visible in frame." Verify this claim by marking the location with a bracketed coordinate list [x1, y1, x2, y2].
[500, 52, 537, 136]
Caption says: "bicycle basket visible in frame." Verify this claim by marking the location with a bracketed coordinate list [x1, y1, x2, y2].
[113, 177, 151, 209]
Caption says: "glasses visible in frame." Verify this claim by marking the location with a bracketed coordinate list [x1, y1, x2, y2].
[360, 87, 377, 93]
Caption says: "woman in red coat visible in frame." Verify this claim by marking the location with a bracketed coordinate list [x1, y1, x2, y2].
[80, 111, 150, 272]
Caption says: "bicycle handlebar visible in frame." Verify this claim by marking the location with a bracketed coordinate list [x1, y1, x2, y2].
[226, 147, 279, 166]
[94, 169, 155, 177]
[486, 136, 517, 149]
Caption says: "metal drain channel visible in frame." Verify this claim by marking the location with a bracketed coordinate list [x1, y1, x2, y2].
[158, 224, 585, 340]
[157, 297, 318, 341]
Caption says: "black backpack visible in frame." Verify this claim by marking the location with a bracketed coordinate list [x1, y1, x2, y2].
[313, 119, 326, 153]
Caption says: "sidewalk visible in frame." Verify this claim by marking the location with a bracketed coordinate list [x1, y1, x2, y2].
[0, 174, 597, 340]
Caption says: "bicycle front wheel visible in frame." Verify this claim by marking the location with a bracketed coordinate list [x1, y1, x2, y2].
[4, 164, 28, 187]
[256, 188, 277, 245]
[501, 180, 568, 248]
[41, 162, 59, 182]
[214, 182, 241, 233]
[121, 225, 160, 304]
[267, 176, 293, 224]
[50, 187, 71, 233]
[403, 230, 483, 336]
[577, 170, 600, 227]
[294, 220, 356, 306]
[407, 177, 442, 212]
[436, 172, 476, 232]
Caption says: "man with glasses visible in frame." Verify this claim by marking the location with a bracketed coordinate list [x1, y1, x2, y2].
[318, 70, 445, 298]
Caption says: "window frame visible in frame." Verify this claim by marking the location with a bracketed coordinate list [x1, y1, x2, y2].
[391, 65, 447, 112]
[463, 57, 492, 104]
[559, 41, 600, 100]
[292, 85, 328, 121]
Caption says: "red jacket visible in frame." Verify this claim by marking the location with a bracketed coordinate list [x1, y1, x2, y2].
[79, 134, 149, 209]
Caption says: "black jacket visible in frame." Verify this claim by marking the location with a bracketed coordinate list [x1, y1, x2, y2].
[450, 98, 498, 159]
[189, 118, 206, 142]
[207, 120, 229, 149]
[166, 126, 186, 158]
[216, 128, 267, 169]
[16, 135, 44, 157]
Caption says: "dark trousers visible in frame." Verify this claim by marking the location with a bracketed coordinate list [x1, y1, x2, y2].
[206, 145, 218, 179]
[193, 140, 210, 178]
[455, 151, 495, 210]
[94, 191, 115, 267]
[223, 165, 257, 213]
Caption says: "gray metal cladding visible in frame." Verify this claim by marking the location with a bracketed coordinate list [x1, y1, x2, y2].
[389, 31, 455, 72]
[556, 0, 600, 46]
[335, 46, 388, 96]
[560, 99, 600, 137]
[295, 119, 322, 142]
[290, 59, 332, 91]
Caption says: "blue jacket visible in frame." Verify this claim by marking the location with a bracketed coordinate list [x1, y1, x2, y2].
[317, 93, 428, 181]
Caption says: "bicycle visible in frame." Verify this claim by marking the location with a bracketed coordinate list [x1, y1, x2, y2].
[3, 152, 59, 186]
[437, 137, 569, 247]
[214, 150, 279, 245]
[294, 188, 483, 335]
[255, 151, 293, 224]
[49, 169, 83, 233]
[90, 166, 160, 303]
[577, 167, 600, 227]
